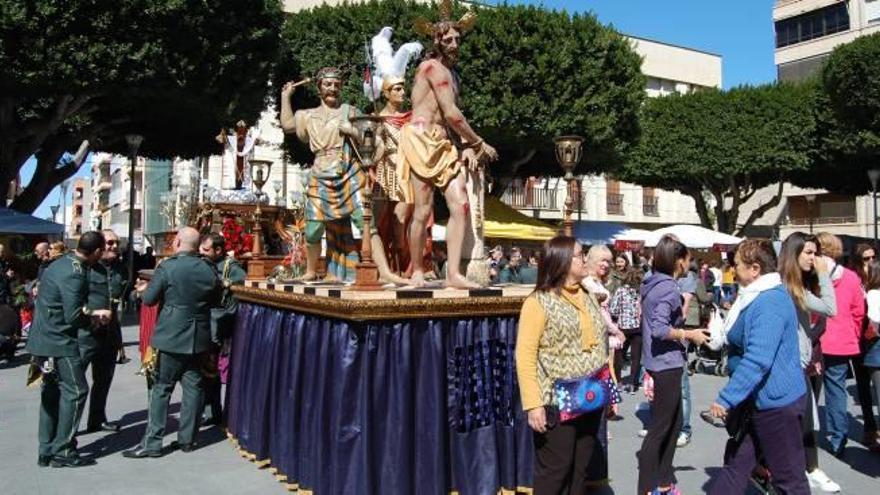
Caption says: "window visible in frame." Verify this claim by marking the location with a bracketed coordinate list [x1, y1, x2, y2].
[643, 187, 659, 216]
[867, 0, 880, 23]
[606, 180, 623, 215]
[775, 2, 849, 48]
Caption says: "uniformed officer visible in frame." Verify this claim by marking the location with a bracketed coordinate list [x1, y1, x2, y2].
[123, 227, 221, 458]
[79, 230, 128, 433]
[27, 231, 112, 467]
[198, 232, 246, 425]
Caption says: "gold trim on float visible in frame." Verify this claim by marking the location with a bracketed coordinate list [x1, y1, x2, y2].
[226, 432, 534, 494]
[232, 286, 525, 321]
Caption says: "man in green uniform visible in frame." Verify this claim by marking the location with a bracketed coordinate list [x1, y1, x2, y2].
[79, 230, 128, 433]
[198, 232, 246, 425]
[27, 231, 111, 467]
[123, 227, 221, 458]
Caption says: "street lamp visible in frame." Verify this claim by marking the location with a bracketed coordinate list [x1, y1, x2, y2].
[868, 169, 880, 247]
[553, 135, 585, 237]
[805, 194, 817, 235]
[125, 133, 143, 288]
[50, 204, 60, 223]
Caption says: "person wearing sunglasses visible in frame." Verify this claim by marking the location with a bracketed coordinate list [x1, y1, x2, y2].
[77, 230, 128, 434]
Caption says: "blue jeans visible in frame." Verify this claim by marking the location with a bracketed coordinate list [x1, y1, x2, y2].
[822, 355, 851, 452]
[681, 367, 692, 436]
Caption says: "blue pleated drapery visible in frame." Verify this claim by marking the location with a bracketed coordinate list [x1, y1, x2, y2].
[226, 303, 534, 495]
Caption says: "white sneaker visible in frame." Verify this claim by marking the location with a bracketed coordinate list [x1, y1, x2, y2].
[638, 428, 648, 438]
[807, 469, 841, 493]
[676, 432, 690, 447]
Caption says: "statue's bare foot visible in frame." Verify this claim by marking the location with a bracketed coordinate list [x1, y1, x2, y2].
[300, 271, 318, 282]
[380, 272, 409, 286]
[323, 274, 341, 284]
[446, 273, 481, 290]
[410, 271, 427, 288]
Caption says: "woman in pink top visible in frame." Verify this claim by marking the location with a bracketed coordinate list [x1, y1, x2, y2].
[816, 233, 876, 456]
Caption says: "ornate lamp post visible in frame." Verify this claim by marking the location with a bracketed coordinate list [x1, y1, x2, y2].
[349, 115, 384, 290]
[249, 159, 272, 258]
[805, 193, 817, 235]
[50, 204, 60, 223]
[553, 135, 585, 237]
[125, 133, 143, 287]
[868, 169, 880, 246]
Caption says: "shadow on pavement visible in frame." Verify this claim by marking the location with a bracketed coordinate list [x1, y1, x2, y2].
[78, 402, 227, 460]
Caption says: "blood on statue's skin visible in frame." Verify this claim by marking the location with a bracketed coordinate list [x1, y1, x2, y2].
[435, 79, 450, 88]
[422, 182, 432, 193]
[463, 202, 470, 217]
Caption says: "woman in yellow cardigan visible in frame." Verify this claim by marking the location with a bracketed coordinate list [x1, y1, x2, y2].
[516, 236, 610, 494]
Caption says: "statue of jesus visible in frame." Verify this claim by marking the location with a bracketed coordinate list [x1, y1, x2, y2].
[402, 6, 498, 288]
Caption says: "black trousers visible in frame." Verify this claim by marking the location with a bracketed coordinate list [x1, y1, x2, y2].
[802, 372, 820, 471]
[612, 331, 643, 388]
[80, 343, 117, 428]
[637, 367, 683, 494]
[533, 407, 606, 494]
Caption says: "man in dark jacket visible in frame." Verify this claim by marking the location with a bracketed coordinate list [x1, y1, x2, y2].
[123, 227, 222, 458]
[198, 232, 246, 425]
[27, 232, 111, 467]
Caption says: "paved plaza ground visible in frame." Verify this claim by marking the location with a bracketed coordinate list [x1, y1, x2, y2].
[1, 321, 878, 494]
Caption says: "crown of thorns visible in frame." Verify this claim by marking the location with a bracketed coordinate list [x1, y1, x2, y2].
[413, 0, 477, 37]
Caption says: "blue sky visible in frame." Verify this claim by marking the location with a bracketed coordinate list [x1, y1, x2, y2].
[23, 1, 776, 219]
[488, 0, 778, 87]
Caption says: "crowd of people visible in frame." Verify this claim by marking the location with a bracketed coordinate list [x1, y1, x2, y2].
[7, 226, 880, 492]
[516, 231, 880, 494]
[1, 227, 243, 468]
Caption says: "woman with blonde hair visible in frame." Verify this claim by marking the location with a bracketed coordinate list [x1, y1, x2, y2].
[516, 236, 611, 493]
[48, 241, 67, 260]
[815, 232, 876, 457]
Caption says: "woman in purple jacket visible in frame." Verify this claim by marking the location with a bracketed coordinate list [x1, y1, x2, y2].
[637, 235, 709, 495]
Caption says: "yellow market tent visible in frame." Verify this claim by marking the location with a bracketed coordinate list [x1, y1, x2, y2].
[483, 196, 557, 240]
[432, 197, 557, 241]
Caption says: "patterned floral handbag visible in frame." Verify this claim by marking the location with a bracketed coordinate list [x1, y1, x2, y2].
[553, 365, 622, 423]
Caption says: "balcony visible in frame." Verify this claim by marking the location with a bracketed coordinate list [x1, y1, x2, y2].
[501, 185, 559, 210]
[606, 193, 624, 215]
[786, 215, 858, 226]
[643, 196, 659, 216]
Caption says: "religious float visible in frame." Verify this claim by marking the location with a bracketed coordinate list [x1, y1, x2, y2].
[140, 3, 592, 493]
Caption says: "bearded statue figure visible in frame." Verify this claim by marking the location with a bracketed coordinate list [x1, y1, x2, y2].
[280, 67, 406, 284]
[400, 1, 499, 289]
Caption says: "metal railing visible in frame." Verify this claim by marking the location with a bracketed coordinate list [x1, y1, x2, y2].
[501, 186, 558, 210]
[786, 216, 858, 226]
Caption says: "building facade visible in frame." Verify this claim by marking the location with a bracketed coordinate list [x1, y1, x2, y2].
[774, 0, 880, 82]
[741, 1, 880, 242]
[89, 152, 145, 250]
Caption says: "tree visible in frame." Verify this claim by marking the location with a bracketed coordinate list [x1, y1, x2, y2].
[1, 0, 283, 213]
[805, 32, 880, 194]
[275, 0, 645, 179]
[615, 83, 816, 235]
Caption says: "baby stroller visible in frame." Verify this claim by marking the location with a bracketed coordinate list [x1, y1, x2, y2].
[691, 303, 729, 377]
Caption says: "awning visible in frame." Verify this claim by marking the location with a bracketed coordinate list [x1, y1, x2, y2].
[432, 197, 557, 242]
[0, 207, 63, 235]
[639, 224, 743, 250]
[482, 196, 557, 241]
[573, 221, 651, 247]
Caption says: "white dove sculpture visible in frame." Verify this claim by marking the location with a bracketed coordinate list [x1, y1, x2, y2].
[363, 26, 423, 101]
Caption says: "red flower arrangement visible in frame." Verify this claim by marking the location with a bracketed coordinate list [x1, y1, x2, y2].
[221, 216, 250, 257]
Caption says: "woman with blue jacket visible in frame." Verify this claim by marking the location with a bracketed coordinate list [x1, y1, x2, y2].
[707, 239, 809, 494]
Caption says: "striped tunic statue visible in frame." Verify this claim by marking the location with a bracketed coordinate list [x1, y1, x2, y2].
[293, 103, 366, 282]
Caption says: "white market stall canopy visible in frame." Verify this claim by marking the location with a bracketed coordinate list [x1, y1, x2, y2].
[639, 224, 743, 250]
